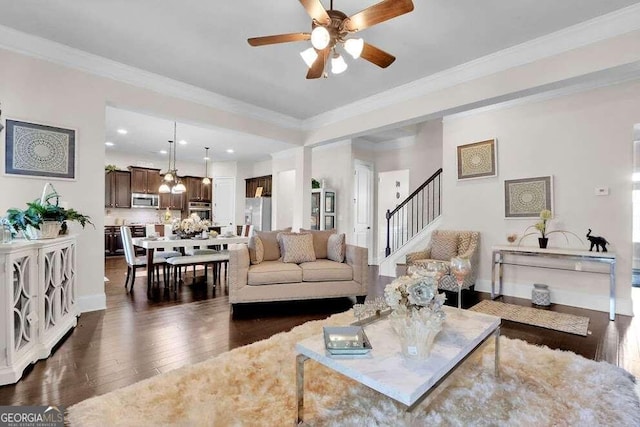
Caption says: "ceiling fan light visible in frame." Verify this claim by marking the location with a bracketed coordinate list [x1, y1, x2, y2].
[159, 183, 171, 193]
[331, 54, 348, 74]
[344, 38, 364, 59]
[310, 26, 330, 50]
[300, 47, 318, 68]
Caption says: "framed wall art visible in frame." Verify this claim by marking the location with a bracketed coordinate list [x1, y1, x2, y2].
[457, 139, 497, 180]
[504, 176, 553, 218]
[5, 119, 76, 180]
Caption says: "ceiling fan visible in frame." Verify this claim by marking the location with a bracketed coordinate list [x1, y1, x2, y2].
[247, 0, 414, 79]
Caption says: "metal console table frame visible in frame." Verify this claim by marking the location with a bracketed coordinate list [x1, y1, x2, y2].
[490, 245, 617, 321]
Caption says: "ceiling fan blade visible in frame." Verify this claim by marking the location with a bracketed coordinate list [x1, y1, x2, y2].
[360, 42, 396, 68]
[345, 0, 414, 32]
[306, 48, 329, 79]
[299, 0, 331, 25]
[248, 33, 311, 46]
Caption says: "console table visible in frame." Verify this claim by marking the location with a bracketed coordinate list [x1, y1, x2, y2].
[491, 246, 616, 321]
[0, 236, 79, 385]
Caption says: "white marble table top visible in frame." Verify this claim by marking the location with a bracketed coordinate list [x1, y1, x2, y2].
[295, 306, 500, 406]
[132, 235, 248, 249]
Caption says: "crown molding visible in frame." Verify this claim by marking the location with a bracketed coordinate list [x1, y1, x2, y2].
[0, 25, 302, 130]
[302, 3, 640, 130]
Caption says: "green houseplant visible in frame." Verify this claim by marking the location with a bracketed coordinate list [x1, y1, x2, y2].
[6, 183, 93, 239]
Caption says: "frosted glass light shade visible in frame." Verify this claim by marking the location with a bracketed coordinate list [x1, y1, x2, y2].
[202, 177, 211, 185]
[164, 172, 174, 182]
[331, 54, 348, 74]
[344, 38, 364, 59]
[300, 47, 318, 68]
[311, 26, 330, 50]
[173, 182, 186, 193]
[159, 183, 171, 193]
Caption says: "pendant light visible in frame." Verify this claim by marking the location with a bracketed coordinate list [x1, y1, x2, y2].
[202, 147, 211, 185]
[159, 140, 173, 193]
[158, 122, 185, 194]
[172, 122, 186, 194]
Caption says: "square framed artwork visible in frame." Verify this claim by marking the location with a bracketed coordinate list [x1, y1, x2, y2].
[504, 176, 553, 218]
[5, 119, 76, 179]
[457, 139, 497, 180]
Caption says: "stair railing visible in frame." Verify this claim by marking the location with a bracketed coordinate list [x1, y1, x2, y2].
[385, 168, 442, 256]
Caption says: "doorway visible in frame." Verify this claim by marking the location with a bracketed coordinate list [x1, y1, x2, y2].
[353, 160, 374, 264]
[213, 177, 235, 234]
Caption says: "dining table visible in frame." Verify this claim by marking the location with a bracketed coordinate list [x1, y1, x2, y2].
[132, 235, 250, 292]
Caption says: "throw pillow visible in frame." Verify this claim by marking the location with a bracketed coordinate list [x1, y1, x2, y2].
[276, 231, 308, 260]
[327, 233, 346, 263]
[299, 228, 336, 259]
[430, 231, 458, 261]
[255, 228, 292, 261]
[248, 235, 264, 265]
[280, 233, 316, 264]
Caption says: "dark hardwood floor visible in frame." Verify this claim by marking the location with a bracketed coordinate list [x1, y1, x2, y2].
[0, 256, 638, 408]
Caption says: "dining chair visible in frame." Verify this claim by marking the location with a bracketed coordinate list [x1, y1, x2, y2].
[120, 226, 168, 293]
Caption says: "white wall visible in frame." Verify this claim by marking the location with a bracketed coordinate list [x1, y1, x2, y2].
[276, 170, 295, 228]
[441, 80, 640, 316]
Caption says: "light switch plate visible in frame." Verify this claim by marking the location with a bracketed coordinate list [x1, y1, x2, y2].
[594, 187, 609, 196]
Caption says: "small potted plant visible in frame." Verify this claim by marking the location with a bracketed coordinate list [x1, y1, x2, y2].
[518, 209, 581, 248]
[6, 183, 93, 240]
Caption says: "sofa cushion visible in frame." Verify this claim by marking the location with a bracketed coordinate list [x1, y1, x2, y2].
[327, 233, 346, 263]
[300, 228, 336, 259]
[280, 233, 316, 264]
[255, 228, 291, 261]
[300, 260, 353, 282]
[248, 235, 264, 265]
[431, 231, 458, 261]
[247, 261, 302, 285]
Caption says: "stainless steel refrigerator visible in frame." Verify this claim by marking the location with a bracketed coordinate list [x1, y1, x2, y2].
[244, 197, 272, 231]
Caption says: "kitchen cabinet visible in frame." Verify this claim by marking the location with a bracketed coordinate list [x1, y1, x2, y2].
[105, 226, 124, 256]
[245, 175, 272, 198]
[159, 192, 184, 210]
[184, 176, 212, 202]
[129, 167, 162, 194]
[105, 170, 131, 208]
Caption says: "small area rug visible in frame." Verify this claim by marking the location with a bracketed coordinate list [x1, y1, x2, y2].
[67, 311, 639, 426]
[470, 300, 590, 336]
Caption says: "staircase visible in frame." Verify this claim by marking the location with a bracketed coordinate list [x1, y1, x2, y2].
[379, 168, 443, 277]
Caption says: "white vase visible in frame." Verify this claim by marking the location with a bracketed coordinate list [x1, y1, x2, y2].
[389, 309, 444, 360]
[24, 221, 62, 240]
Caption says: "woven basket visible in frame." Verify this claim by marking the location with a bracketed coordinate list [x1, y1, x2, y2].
[24, 221, 62, 240]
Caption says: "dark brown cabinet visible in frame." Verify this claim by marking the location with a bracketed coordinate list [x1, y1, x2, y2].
[184, 176, 211, 202]
[159, 192, 184, 210]
[245, 175, 272, 198]
[129, 167, 162, 194]
[104, 226, 124, 256]
[105, 170, 131, 208]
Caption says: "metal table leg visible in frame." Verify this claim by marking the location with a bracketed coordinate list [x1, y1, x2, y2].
[494, 326, 500, 377]
[296, 354, 308, 425]
[609, 260, 616, 321]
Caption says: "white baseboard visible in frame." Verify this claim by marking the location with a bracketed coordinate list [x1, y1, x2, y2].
[475, 279, 634, 317]
[77, 293, 106, 313]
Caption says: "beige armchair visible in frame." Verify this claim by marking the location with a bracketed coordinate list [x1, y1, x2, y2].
[405, 230, 480, 295]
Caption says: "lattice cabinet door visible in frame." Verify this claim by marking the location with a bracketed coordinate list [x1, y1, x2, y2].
[37, 239, 78, 356]
[0, 248, 38, 384]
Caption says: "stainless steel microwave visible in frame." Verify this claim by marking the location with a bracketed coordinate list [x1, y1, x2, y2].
[131, 193, 159, 208]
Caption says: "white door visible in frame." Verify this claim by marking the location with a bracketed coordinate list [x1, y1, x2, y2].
[377, 170, 410, 262]
[213, 177, 235, 233]
[353, 160, 374, 264]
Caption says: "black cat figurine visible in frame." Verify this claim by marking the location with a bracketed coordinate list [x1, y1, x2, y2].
[586, 229, 608, 252]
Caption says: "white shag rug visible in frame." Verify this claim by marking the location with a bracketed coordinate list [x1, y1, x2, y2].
[67, 311, 640, 426]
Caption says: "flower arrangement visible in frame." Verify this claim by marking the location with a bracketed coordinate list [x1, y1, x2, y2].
[384, 273, 447, 359]
[172, 213, 210, 236]
[518, 209, 582, 247]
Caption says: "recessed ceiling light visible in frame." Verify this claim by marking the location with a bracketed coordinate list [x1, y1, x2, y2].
[159, 150, 168, 155]
[179, 140, 187, 145]
[117, 129, 128, 135]
[226, 149, 234, 153]
[105, 142, 114, 146]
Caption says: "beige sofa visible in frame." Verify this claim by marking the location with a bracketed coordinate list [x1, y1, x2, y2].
[228, 244, 368, 306]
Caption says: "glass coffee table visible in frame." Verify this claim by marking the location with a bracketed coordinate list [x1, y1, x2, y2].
[295, 306, 501, 424]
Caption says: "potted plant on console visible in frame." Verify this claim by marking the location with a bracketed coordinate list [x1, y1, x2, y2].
[6, 183, 93, 240]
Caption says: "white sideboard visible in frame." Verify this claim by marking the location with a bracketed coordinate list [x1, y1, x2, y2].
[0, 236, 79, 385]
